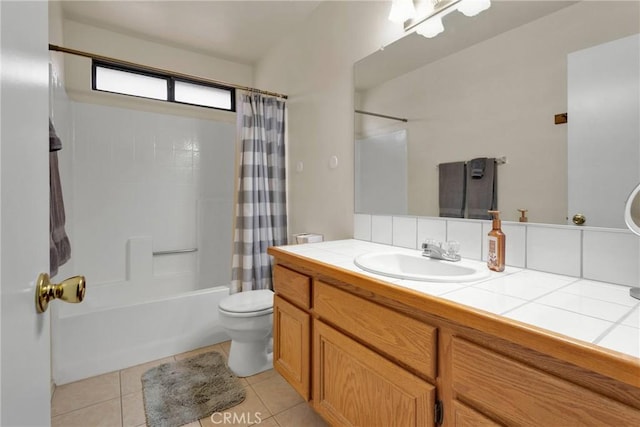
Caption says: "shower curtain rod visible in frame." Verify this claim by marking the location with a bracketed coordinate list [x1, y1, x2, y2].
[355, 109, 408, 123]
[48, 44, 288, 100]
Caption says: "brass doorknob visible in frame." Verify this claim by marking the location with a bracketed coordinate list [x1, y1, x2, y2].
[572, 214, 586, 225]
[35, 273, 86, 313]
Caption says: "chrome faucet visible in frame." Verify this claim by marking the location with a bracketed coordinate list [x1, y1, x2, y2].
[421, 240, 461, 262]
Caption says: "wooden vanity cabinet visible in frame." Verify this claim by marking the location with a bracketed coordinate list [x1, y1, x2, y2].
[272, 265, 311, 400]
[269, 251, 640, 427]
[273, 263, 439, 426]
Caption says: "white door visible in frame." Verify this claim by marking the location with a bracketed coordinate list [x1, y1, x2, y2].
[568, 34, 640, 228]
[1, 1, 52, 425]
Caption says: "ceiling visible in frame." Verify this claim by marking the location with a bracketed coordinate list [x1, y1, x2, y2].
[60, 0, 322, 65]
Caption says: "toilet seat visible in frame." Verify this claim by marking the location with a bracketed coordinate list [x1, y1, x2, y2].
[219, 289, 274, 317]
[219, 306, 273, 318]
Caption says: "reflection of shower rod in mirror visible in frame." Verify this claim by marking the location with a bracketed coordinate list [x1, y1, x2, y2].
[355, 109, 408, 122]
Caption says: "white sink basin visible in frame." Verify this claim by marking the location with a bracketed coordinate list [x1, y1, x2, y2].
[354, 252, 491, 283]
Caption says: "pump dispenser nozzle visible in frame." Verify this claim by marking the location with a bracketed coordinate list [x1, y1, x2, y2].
[488, 210, 501, 227]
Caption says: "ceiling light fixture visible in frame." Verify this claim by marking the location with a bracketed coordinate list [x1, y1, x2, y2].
[388, 0, 417, 24]
[457, 0, 491, 17]
[388, 0, 492, 39]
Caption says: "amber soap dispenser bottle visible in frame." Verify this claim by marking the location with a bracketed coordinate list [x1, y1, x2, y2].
[487, 210, 505, 272]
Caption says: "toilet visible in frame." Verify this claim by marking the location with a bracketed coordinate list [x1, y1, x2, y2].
[218, 289, 274, 377]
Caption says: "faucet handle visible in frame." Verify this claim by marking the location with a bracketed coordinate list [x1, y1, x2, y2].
[422, 239, 440, 249]
[443, 240, 460, 257]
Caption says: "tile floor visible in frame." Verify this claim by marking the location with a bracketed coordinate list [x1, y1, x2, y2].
[51, 341, 328, 427]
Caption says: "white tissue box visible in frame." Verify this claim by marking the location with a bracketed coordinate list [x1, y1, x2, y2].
[294, 233, 324, 244]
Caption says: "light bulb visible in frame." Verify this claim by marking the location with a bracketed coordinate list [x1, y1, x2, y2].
[457, 0, 491, 17]
[416, 16, 444, 38]
[388, 0, 416, 24]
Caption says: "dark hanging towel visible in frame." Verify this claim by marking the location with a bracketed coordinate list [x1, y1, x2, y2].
[466, 157, 497, 219]
[438, 161, 466, 218]
[50, 120, 71, 277]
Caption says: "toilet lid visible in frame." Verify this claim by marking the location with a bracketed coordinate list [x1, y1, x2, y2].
[219, 289, 274, 313]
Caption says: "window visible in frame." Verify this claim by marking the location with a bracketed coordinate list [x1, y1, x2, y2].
[94, 66, 167, 100]
[92, 61, 235, 112]
[174, 80, 233, 110]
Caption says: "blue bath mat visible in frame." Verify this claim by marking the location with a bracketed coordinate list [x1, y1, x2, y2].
[142, 351, 246, 427]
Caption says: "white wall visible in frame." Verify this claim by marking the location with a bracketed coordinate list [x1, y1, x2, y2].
[255, 1, 404, 241]
[61, 19, 251, 123]
[357, 1, 640, 224]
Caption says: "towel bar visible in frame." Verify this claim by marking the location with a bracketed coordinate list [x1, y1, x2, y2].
[436, 156, 507, 168]
[152, 248, 198, 256]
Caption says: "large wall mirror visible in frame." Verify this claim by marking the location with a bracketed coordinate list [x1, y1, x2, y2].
[354, 0, 639, 228]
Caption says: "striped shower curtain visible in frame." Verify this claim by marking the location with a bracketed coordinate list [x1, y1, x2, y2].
[230, 92, 287, 293]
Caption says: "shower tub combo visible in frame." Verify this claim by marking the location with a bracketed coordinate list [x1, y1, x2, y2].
[51, 242, 231, 385]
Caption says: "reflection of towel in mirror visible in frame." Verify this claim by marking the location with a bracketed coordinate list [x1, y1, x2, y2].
[466, 158, 497, 219]
[439, 162, 466, 218]
[50, 121, 71, 277]
[469, 157, 486, 179]
[49, 119, 62, 151]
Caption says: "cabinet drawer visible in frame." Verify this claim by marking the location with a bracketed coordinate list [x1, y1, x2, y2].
[314, 319, 435, 427]
[451, 337, 640, 425]
[314, 280, 437, 380]
[273, 265, 311, 309]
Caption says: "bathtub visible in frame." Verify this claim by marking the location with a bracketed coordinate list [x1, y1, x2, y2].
[51, 272, 231, 385]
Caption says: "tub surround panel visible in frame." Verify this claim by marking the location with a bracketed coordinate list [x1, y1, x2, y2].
[354, 214, 638, 287]
[126, 237, 153, 281]
[153, 251, 197, 277]
[71, 102, 234, 287]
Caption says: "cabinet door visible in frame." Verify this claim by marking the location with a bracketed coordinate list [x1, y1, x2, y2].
[273, 295, 310, 400]
[314, 319, 435, 427]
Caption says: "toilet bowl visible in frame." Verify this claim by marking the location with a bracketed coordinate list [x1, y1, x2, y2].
[218, 289, 274, 377]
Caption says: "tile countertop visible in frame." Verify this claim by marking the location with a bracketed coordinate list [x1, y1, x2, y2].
[277, 239, 640, 360]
